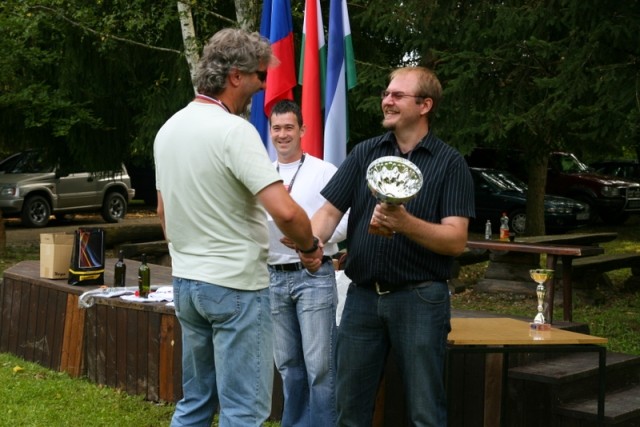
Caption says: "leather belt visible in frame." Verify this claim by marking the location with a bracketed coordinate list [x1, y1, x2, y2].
[359, 280, 437, 295]
[268, 256, 332, 272]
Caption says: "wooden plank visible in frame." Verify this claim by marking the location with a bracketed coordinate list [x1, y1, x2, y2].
[16, 279, 32, 359]
[60, 294, 85, 377]
[449, 318, 607, 346]
[84, 304, 97, 383]
[49, 290, 68, 371]
[516, 232, 617, 246]
[24, 282, 40, 361]
[463, 352, 487, 425]
[467, 240, 604, 257]
[570, 253, 640, 272]
[34, 282, 50, 366]
[126, 306, 141, 397]
[105, 305, 118, 389]
[137, 310, 149, 398]
[484, 353, 503, 427]
[7, 278, 22, 354]
[116, 306, 128, 391]
[147, 311, 160, 401]
[159, 313, 177, 402]
[92, 304, 106, 385]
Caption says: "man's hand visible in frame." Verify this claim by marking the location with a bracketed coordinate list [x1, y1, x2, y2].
[297, 238, 324, 272]
[369, 202, 403, 238]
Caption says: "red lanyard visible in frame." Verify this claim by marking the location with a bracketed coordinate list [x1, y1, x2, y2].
[195, 94, 230, 113]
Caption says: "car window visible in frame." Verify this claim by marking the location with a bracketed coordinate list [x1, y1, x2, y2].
[0, 151, 54, 174]
[478, 170, 527, 192]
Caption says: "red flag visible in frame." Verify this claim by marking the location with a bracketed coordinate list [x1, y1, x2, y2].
[299, 0, 326, 158]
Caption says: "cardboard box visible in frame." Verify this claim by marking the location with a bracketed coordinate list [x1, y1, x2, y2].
[40, 233, 74, 279]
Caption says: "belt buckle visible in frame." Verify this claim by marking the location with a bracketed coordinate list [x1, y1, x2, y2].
[375, 282, 390, 295]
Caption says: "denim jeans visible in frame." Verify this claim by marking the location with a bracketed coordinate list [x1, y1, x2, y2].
[269, 260, 337, 427]
[336, 281, 451, 427]
[170, 277, 273, 427]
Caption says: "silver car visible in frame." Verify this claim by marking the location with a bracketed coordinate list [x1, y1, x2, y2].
[0, 151, 135, 227]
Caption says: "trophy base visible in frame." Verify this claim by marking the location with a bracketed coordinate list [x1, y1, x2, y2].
[529, 322, 551, 331]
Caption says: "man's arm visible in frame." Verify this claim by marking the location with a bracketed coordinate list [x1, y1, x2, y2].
[311, 201, 346, 245]
[375, 203, 469, 256]
[156, 191, 167, 240]
[258, 182, 323, 270]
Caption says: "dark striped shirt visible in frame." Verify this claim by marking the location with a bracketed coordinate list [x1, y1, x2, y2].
[321, 131, 475, 286]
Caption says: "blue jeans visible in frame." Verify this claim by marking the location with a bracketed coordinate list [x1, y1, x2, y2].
[336, 281, 451, 427]
[170, 277, 273, 427]
[269, 260, 337, 427]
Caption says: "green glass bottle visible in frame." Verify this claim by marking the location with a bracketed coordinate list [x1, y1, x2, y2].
[138, 253, 151, 298]
[113, 250, 126, 287]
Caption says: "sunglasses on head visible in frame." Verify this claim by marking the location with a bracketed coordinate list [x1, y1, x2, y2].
[255, 70, 268, 82]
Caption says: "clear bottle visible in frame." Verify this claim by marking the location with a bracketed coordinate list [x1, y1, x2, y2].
[138, 253, 151, 298]
[113, 250, 126, 287]
[484, 220, 492, 240]
[499, 212, 510, 241]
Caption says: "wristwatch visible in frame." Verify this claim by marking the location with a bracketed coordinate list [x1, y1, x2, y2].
[298, 237, 319, 254]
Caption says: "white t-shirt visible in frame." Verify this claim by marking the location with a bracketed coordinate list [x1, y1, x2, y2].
[267, 154, 348, 265]
[154, 102, 282, 290]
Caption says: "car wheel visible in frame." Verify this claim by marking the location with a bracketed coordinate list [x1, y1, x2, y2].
[102, 192, 127, 223]
[510, 210, 527, 235]
[21, 195, 51, 227]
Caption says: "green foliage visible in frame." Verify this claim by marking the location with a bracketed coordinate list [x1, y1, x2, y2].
[1, 0, 638, 170]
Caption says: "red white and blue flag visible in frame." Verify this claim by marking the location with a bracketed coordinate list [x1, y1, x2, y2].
[249, 0, 297, 158]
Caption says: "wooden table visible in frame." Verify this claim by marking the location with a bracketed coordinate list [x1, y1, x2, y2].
[447, 318, 608, 426]
[467, 240, 604, 323]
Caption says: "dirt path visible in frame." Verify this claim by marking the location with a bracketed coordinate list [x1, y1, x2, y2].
[4, 207, 160, 246]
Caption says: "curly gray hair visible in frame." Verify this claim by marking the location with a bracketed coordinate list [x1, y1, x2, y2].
[195, 28, 272, 96]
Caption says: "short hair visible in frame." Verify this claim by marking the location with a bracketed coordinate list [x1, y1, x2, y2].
[195, 28, 272, 96]
[389, 67, 443, 117]
[270, 100, 303, 127]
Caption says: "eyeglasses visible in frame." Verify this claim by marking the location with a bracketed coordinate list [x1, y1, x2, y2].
[380, 90, 426, 101]
[255, 70, 268, 83]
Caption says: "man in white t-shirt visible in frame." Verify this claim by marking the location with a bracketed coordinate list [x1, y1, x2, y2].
[154, 29, 322, 427]
[267, 100, 348, 427]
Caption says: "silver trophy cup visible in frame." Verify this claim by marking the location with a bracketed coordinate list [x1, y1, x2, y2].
[366, 156, 423, 237]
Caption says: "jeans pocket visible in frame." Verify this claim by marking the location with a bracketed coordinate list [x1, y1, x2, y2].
[414, 282, 449, 305]
[303, 260, 334, 279]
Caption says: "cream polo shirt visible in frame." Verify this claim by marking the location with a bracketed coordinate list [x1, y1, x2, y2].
[154, 102, 282, 290]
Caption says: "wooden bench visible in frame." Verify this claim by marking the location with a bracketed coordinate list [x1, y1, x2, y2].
[559, 253, 640, 288]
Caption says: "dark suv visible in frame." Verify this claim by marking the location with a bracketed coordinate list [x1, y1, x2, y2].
[0, 151, 135, 227]
[546, 152, 640, 224]
[466, 149, 640, 224]
[590, 160, 640, 184]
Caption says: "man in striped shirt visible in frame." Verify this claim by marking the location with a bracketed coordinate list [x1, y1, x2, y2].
[311, 66, 475, 426]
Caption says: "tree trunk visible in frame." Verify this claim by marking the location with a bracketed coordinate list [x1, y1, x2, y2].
[0, 210, 6, 256]
[177, 0, 199, 94]
[234, 0, 258, 31]
[525, 152, 549, 236]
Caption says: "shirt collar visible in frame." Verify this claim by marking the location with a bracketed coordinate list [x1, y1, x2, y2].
[375, 131, 436, 156]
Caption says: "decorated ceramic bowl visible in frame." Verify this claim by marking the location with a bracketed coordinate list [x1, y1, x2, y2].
[366, 156, 423, 204]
